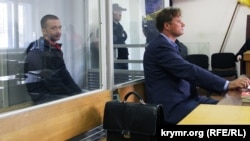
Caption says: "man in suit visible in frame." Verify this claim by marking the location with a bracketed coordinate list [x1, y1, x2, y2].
[143, 7, 250, 124]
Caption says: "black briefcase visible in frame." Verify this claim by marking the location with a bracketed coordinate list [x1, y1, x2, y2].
[103, 91, 164, 141]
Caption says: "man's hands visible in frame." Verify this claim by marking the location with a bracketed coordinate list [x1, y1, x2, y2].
[228, 75, 250, 90]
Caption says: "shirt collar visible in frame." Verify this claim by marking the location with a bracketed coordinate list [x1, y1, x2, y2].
[160, 33, 178, 48]
[49, 41, 62, 50]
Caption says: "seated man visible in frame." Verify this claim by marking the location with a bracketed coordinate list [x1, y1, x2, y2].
[25, 14, 82, 104]
[143, 7, 250, 125]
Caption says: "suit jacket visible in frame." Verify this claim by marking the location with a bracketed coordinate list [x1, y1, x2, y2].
[143, 34, 227, 124]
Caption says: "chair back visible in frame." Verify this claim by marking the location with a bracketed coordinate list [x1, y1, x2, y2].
[211, 53, 236, 69]
[211, 52, 237, 80]
[185, 54, 209, 69]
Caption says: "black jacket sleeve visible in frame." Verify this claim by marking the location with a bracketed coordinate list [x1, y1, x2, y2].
[235, 38, 250, 61]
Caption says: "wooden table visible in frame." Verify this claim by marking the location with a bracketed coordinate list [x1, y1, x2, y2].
[243, 50, 250, 76]
[178, 104, 250, 125]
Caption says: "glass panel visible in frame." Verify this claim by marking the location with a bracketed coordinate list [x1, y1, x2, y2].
[112, 0, 145, 85]
[112, 0, 165, 85]
[0, 0, 102, 113]
[184, 42, 210, 56]
[87, 0, 102, 90]
[0, 1, 10, 48]
[18, 3, 32, 48]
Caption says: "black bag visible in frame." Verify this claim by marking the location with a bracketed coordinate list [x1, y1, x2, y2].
[103, 91, 164, 141]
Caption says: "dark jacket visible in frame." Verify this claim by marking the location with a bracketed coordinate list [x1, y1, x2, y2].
[235, 38, 250, 61]
[25, 37, 82, 97]
[113, 22, 128, 59]
[175, 39, 188, 58]
[143, 34, 227, 124]
[235, 39, 250, 74]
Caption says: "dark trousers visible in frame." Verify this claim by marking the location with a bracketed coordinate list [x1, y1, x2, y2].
[166, 96, 218, 124]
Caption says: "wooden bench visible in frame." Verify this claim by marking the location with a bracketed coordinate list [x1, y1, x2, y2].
[0, 90, 112, 141]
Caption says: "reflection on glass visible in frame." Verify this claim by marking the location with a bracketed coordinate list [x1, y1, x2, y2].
[0, 0, 101, 113]
[63, 24, 86, 89]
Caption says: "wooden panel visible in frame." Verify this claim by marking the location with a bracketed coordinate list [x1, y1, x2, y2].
[246, 15, 250, 40]
[243, 51, 250, 60]
[118, 82, 145, 102]
[134, 82, 146, 100]
[243, 51, 250, 76]
[118, 85, 136, 102]
[0, 90, 112, 141]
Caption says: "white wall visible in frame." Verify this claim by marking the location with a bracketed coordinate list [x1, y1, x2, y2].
[173, 0, 250, 73]
[174, 0, 250, 55]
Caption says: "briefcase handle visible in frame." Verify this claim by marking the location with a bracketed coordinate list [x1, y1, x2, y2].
[123, 91, 146, 104]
